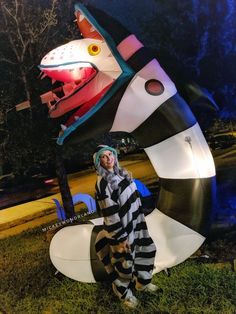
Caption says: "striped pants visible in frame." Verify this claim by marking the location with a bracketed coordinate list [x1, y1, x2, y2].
[95, 230, 156, 300]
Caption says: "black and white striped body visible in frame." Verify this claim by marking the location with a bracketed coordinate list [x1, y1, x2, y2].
[110, 35, 216, 236]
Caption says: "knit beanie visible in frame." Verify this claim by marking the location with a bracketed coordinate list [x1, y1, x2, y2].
[93, 145, 118, 169]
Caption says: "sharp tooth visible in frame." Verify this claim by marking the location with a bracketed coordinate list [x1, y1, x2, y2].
[60, 124, 67, 131]
[40, 73, 47, 80]
[74, 116, 80, 121]
[46, 101, 53, 109]
[90, 26, 95, 32]
[79, 14, 85, 22]
[52, 79, 56, 84]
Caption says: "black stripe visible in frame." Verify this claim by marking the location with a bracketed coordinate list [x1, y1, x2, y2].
[90, 225, 110, 282]
[95, 179, 108, 201]
[95, 182, 99, 194]
[130, 242, 135, 252]
[118, 178, 130, 194]
[132, 207, 142, 221]
[101, 254, 110, 266]
[135, 277, 152, 286]
[123, 220, 134, 236]
[99, 178, 108, 199]
[120, 210, 141, 238]
[113, 252, 133, 260]
[102, 204, 119, 217]
[108, 271, 118, 283]
[98, 195, 108, 202]
[157, 177, 216, 235]
[112, 209, 140, 240]
[114, 262, 132, 275]
[119, 191, 138, 218]
[111, 189, 119, 202]
[115, 226, 128, 240]
[131, 93, 197, 148]
[135, 237, 154, 247]
[95, 236, 108, 252]
[127, 47, 155, 73]
[104, 221, 122, 233]
[116, 285, 128, 299]
[134, 263, 154, 272]
[135, 221, 147, 232]
[135, 251, 156, 259]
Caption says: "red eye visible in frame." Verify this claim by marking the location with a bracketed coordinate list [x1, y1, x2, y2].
[145, 79, 165, 96]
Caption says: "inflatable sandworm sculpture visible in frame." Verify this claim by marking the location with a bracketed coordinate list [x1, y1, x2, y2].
[39, 4, 216, 282]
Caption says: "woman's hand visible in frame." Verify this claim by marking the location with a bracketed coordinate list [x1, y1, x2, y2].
[116, 240, 131, 253]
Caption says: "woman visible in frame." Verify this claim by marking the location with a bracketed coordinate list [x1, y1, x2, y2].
[93, 145, 157, 309]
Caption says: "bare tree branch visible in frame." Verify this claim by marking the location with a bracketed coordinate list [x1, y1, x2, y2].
[0, 57, 17, 65]
[1, 2, 20, 61]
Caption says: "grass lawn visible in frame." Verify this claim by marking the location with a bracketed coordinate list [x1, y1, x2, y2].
[0, 225, 236, 314]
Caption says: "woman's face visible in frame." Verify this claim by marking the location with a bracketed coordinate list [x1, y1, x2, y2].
[100, 150, 115, 170]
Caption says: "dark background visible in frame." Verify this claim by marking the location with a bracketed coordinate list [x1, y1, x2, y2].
[85, 0, 236, 119]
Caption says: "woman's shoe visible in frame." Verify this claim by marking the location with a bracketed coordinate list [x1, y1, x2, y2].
[144, 283, 159, 292]
[123, 295, 139, 309]
[138, 283, 160, 293]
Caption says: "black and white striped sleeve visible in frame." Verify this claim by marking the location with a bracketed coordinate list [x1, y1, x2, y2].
[96, 179, 128, 244]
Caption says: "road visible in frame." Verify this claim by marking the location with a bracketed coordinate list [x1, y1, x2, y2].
[0, 154, 158, 238]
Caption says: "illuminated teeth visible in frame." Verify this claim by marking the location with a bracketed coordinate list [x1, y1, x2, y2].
[60, 124, 67, 131]
[79, 14, 85, 22]
[57, 63, 92, 70]
[90, 26, 95, 32]
[74, 116, 80, 121]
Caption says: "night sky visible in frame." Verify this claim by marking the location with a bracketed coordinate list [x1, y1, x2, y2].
[83, 0, 236, 119]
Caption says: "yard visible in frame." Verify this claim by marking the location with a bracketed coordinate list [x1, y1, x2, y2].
[0, 224, 235, 314]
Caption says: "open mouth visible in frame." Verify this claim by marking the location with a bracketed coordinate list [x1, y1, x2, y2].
[61, 82, 112, 128]
[39, 62, 100, 118]
[40, 62, 97, 99]
[39, 60, 114, 133]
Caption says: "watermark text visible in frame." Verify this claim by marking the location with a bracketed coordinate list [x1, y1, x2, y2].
[41, 210, 96, 232]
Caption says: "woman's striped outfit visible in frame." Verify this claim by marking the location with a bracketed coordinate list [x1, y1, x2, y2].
[95, 174, 156, 300]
